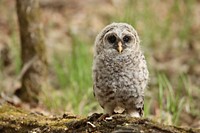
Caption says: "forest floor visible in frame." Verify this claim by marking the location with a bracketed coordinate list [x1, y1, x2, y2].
[0, 104, 200, 133]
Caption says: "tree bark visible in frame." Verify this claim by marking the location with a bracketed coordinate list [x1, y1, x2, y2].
[15, 0, 47, 105]
[0, 104, 199, 133]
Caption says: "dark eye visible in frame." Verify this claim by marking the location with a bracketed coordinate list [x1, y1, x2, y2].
[107, 35, 116, 44]
[123, 35, 131, 43]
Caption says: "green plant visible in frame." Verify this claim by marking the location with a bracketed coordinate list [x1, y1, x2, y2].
[49, 33, 95, 115]
[157, 73, 185, 125]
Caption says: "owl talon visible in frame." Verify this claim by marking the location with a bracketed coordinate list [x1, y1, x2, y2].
[110, 113, 126, 119]
[105, 113, 126, 121]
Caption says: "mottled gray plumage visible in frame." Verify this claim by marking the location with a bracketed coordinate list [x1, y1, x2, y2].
[92, 23, 149, 117]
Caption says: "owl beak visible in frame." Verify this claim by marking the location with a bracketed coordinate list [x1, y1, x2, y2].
[117, 41, 123, 54]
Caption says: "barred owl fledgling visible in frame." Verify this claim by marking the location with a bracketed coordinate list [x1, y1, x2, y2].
[92, 23, 149, 117]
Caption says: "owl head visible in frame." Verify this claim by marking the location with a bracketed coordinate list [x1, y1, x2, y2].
[94, 23, 140, 56]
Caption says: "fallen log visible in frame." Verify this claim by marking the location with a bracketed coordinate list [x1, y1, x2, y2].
[0, 104, 199, 133]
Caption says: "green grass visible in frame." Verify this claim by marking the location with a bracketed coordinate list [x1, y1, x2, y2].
[65, 34, 95, 114]
[44, 33, 96, 115]
[157, 73, 186, 125]
[10, 32, 21, 75]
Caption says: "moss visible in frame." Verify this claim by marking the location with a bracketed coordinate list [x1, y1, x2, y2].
[0, 104, 199, 133]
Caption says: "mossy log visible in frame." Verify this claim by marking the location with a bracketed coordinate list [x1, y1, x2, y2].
[0, 104, 199, 133]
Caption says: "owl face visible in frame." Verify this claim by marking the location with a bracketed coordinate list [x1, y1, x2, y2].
[95, 23, 140, 56]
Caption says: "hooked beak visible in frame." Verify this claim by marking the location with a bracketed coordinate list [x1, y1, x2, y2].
[117, 41, 123, 54]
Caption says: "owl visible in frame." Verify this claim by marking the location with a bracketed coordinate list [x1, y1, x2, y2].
[92, 23, 149, 117]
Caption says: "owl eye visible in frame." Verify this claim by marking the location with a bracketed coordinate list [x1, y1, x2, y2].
[107, 35, 117, 44]
[123, 35, 131, 43]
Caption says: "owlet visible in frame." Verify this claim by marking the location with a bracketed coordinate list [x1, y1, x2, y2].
[92, 23, 149, 117]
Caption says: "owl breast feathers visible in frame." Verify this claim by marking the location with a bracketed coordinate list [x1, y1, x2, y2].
[92, 22, 149, 117]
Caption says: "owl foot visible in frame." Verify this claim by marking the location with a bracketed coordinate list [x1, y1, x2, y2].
[97, 113, 125, 121]
[128, 111, 141, 118]
[107, 113, 126, 120]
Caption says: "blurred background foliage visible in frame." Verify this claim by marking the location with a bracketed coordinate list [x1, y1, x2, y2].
[0, 0, 200, 128]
